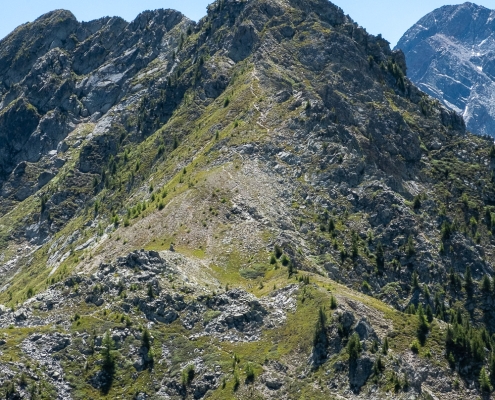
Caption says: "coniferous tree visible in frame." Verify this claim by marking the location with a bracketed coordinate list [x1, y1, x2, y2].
[490, 353, 495, 383]
[147, 283, 154, 299]
[101, 331, 115, 371]
[449, 268, 456, 287]
[417, 304, 429, 342]
[330, 295, 338, 310]
[312, 307, 328, 366]
[465, 266, 474, 296]
[480, 367, 491, 392]
[376, 241, 384, 268]
[423, 284, 430, 300]
[425, 305, 434, 323]
[142, 328, 151, 349]
[348, 333, 362, 362]
[434, 292, 444, 320]
[481, 274, 492, 294]
[287, 261, 295, 277]
[411, 272, 419, 291]
[382, 337, 389, 355]
[406, 235, 415, 256]
[313, 307, 328, 348]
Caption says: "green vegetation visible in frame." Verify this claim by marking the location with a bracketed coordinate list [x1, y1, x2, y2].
[0, 1, 495, 399]
[347, 333, 362, 361]
[182, 365, 195, 386]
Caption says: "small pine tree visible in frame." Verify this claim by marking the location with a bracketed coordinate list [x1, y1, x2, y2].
[313, 307, 328, 345]
[392, 372, 401, 392]
[233, 371, 240, 391]
[464, 266, 473, 295]
[481, 274, 492, 294]
[411, 271, 419, 291]
[19, 372, 27, 387]
[376, 241, 384, 268]
[147, 347, 155, 368]
[330, 295, 338, 310]
[347, 333, 362, 361]
[490, 353, 495, 383]
[147, 283, 154, 299]
[6, 381, 16, 397]
[423, 284, 430, 300]
[382, 337, 389, 354]
[425, 305, 434, 323]
[142, 328, 151, 349]
[245, 363, 255, 383]
[449, 268, 456, 286]
[281, 254, 290, 267]
[434, 292, 444, 320]
[351, 232, 359, 258]
[182, 365, 195, 386]
[480, 366, 492, 392]
[375, 355, 385, 373]
[410, 339, 420, 354]
[101, 331, 115, 371]
[413, 195, 421, 209]
[406, 303, 416, 314]
[417, 304, 429, 335]
[370, 339, 379, 353]
[406, 235, 415, 256]
[288, 262, 295, 277]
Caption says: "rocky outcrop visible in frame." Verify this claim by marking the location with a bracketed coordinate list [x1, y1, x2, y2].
[0, 8, 192, 214]
[397, 2, 495, 136]
[21, 333, 72, 399]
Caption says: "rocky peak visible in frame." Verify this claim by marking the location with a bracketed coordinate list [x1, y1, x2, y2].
[34, 9, 78, 23]
[127, 9, 187, 32]
[397, 2, 495, 136]
[0, 7, 191, 193]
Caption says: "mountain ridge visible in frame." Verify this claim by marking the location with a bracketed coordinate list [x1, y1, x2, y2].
[0, 0, 493, 398]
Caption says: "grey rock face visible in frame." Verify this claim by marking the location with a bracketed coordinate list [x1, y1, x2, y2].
[0, 7, 192, 213]
[397, 2, 495, 136]
[349, 356, 374, 391]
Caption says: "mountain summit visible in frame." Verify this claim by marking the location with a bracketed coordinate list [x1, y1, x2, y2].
[397, 2, 495, 136]
[0, 0, 494, 398]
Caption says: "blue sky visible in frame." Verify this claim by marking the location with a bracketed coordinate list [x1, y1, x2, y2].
[1, 1, 495, 46]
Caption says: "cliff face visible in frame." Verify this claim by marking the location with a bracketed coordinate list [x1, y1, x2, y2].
[0, 9, 190, 210]
[397, 1, 495, 137]
[0, 0, 494, 398]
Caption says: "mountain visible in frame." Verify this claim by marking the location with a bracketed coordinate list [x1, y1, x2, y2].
[396, 2, 495, 137]
[0, 0, 494, 398]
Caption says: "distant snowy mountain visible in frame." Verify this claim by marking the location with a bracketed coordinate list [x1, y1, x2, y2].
[397, 2, 495, 137]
